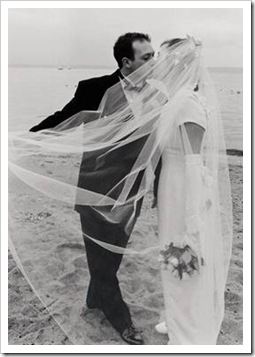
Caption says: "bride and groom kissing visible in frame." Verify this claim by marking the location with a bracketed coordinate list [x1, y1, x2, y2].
[29, 32, 232, 345]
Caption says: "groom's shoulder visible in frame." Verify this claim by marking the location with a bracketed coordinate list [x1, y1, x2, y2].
[78, 70, 120, 89]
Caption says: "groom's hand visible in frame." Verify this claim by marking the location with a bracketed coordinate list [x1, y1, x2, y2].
[29, 125, 39, 132]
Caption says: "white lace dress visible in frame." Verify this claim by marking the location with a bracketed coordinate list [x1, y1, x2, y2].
[157, 92, 226, 345]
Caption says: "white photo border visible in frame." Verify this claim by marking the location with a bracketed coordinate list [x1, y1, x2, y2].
[1, 1, 251, 354]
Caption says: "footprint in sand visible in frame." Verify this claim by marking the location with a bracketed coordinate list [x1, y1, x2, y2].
[229, 270, 243, 287]
[142, 278, 160, 294]
[147, 265, 159, 277]
[122, 259, 139, 274]
[235, 242, 243, 250]
[131, 304, 158, 321]
[72, 256, 87, 269]
[21, 305, 39, 318]
[131, 229, 143, 239]
[54, 243, 88, 293]
[121, 277, 142, 295]
[54, 242, 85, 263]
[224, 290, 242, 306]
[236, 271, 243, 285]
[233, 258, 243, 268]
[143, 293, 164, 309]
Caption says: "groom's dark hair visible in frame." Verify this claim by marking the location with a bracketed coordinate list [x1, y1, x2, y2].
[113, 32, 151, 68]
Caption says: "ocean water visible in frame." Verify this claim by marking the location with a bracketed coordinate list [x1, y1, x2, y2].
[8, 66, 243, 150]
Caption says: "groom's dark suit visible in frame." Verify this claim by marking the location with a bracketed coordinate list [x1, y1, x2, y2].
[30, 69, 161, 334]
[29, 70, 122, 132]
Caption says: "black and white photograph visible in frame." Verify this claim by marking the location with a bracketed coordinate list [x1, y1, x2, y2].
[2, 1, 251, 353]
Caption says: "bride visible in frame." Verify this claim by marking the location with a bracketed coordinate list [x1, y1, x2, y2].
[9, 35, 232, 345]
[154, 38, 233, 344]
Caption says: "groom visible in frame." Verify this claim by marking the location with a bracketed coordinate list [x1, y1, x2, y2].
[30, 32, 155, 344]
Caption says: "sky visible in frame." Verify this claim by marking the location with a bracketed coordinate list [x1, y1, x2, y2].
[8, 7, 243, 68]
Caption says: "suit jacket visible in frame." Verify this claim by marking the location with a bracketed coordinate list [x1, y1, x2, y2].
[29, 69, 122, 132]
[29, 69, 161, 212]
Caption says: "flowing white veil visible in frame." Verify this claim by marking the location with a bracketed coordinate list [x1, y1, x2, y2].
[8, 36, 232, 344]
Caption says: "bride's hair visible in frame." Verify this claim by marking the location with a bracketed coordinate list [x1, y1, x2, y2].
[113, 32, 151, 68]
[161, 37, 200, 92]
[160, 38, 184, 48]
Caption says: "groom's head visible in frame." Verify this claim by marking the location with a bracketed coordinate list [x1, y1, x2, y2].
[114, 32, 154, 75]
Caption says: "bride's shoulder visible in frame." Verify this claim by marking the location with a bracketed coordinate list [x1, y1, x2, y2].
[177, 91, 208, 128]
[185, 91, 207, 112]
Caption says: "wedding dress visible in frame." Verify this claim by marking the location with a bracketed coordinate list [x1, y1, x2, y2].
[157, 92, 223, 344]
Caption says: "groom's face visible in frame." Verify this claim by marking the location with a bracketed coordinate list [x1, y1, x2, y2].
[129, 40, 155, 72]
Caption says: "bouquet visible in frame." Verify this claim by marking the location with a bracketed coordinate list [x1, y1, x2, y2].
[158, 242, 204, 280]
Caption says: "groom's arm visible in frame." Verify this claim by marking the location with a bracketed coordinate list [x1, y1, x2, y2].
[29, 80, 92, 132]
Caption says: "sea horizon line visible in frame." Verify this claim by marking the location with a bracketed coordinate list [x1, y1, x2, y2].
[8, 64, 243, 72]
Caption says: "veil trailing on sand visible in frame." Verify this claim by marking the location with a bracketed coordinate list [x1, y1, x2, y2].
[8, 36, 232, 344]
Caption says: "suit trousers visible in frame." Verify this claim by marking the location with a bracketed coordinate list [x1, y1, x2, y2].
[80, 199, 143, 333]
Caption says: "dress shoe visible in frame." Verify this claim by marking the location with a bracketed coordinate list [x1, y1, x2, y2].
[120, 325, 144, 345]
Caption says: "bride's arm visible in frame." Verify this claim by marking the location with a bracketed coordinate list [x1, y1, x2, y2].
[158, 106, 209, 278]
[181, 122, 205, 154]
[179, 121, 206, 260]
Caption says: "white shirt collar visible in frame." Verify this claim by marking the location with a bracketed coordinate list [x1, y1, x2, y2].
[119, 71, 144, 91]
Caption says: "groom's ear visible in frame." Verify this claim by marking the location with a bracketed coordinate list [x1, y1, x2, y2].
[122, 57, 132, 69]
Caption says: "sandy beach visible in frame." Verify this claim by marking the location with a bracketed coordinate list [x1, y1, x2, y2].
[8, 152, 243, 346]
